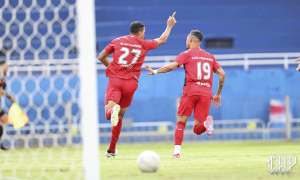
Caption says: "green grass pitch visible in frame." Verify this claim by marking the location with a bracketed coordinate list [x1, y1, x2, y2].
[0, 142, 299, 180]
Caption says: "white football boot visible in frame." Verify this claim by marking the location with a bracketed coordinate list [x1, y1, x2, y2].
[105, 149, 118, 158]
[111, 104, 120, 126]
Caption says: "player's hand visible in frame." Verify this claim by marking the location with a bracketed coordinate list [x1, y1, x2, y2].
[167, 12, 177, 27]
[212, 94, 221, 108]
[146, 65, 155, 75]
[294, 58, 300, 71]
[9, 96, 15, 104]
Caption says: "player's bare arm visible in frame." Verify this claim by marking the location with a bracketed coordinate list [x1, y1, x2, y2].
[213, 68, 225, 108]
[0, 87, 15, 103]
[294, 58, 300, 71]
[146, 62, 179, 75]
[155, 12, 177, 47]
[98, 50, 111, 67]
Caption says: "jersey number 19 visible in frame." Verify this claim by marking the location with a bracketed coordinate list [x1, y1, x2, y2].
[197, 62, 211, 80]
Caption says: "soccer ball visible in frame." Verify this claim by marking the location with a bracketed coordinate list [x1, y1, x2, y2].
[137, 150, 160, 172]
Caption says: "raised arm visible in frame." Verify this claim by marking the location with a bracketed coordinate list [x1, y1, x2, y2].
[294, 58, 300, 71]
[146, 62, 179, 75]
[155, 12, 177, 47]
[213, 68, 225, 108]
[97, 50, 111, 67]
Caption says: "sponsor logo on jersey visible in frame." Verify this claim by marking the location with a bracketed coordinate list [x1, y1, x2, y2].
[120, 64, 134, 68]
[196, 82, 211, 87]
[192, 57, 213, 61]
[120, 42, 142, 48]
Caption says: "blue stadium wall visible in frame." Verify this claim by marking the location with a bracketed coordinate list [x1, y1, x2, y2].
[97, 0, 300, 55]
[7, 67, 300, 126]
[99, 67, 300, 125]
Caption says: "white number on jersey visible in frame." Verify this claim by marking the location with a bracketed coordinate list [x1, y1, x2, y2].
[197, 62, 211, 80]
[119, 47, 129, 64]
[118, 47, 141, 65]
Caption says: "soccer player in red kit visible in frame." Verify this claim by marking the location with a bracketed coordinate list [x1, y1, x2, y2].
[146, 30, 226, 158]
[294, 58, 300, 71]
[98, 12, 177, 158]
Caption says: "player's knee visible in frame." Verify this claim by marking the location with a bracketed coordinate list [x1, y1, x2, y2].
[177, 116, 188, 124]
[193, 126, 203, 135]
[193, 130, 203, 135]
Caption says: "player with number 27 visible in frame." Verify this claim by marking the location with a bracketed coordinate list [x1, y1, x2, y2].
[146, 30, 226, 158]
[98, 12, 177, 158]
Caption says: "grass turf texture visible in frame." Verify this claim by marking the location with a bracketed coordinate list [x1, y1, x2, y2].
[0, 142, 299, 180]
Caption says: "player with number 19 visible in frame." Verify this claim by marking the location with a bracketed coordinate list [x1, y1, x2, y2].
[98, 12, 177, 158]
[146, 30, 226, 158]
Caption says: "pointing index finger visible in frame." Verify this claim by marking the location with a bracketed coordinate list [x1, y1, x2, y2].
[172, 12, 176, 18]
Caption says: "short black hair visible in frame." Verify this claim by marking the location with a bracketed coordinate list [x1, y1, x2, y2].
[0, 61, 6, 66]
[130, 21, 145, 35]
[190, 30, 203, 41]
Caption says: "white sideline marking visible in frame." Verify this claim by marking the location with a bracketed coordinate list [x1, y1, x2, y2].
[0, 176, 28, 180]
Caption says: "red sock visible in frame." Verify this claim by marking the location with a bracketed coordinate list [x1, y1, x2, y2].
[108, 119, 122, 152]
[193, 121, 206, 135]
[174, 121, 186, 145]
[105, 108, 112, 120]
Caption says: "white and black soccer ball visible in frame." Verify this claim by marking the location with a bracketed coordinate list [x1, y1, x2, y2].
[137, 150, 160, 172]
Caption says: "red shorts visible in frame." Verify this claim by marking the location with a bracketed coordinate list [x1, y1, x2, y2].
[105, 77, 138, 108]
[178, 92, 211, 122]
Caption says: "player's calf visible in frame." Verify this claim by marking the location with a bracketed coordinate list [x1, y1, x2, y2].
[172, 120, 186, 158]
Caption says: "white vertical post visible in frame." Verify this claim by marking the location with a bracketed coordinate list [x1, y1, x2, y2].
[76, 0, 100, 180]
[244, 55, 249, 71]
[284, 54, 288, 70]
[66, 100, 72, 146]
[285, 95, 291, 142]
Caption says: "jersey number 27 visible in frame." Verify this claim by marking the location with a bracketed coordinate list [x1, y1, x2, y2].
[118, 47, 141, 65]
[197, 62, 211, 80]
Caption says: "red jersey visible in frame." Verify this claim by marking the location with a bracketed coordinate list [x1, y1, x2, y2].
[174, 48, 221, 99]
[105, 35, 157, 80]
